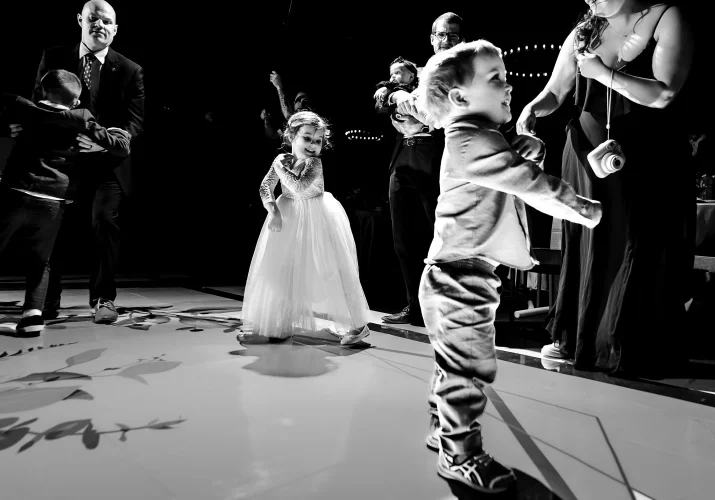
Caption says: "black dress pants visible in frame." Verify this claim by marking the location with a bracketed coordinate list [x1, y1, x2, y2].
[45, 179, 123, 309]
[388, 136, 442, 310]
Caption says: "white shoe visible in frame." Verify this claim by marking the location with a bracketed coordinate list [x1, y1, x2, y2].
[340, 325, 370, 345]
[541, 342, 567, 359]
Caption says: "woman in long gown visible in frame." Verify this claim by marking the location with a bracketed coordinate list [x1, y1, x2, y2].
[517, 1, 695, 376]
[242, 111, 371, 345]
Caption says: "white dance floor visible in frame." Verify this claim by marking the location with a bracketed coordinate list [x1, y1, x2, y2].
[0, 287, 712, 500]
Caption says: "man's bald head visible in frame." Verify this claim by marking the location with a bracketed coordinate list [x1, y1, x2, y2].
[77, 0, 118, 51]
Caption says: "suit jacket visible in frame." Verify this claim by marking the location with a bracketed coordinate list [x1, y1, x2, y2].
[33, 44, 144, 194]
[1, 94, 131, 200]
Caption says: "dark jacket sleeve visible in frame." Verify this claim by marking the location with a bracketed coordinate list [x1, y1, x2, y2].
[32, 50, 49, 103]
[78, 111, 130, 157]
[122, 66, 144, 139]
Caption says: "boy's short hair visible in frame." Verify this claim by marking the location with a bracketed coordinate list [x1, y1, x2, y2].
[390, 56, 418, 80]
[417, 40, 502, 125]
[40, 69, 82, 107]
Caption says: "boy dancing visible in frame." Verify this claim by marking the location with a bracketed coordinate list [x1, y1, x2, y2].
[416, 40, 602, 493]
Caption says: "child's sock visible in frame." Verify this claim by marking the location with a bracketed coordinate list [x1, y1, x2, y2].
[22, 309, 42, 318]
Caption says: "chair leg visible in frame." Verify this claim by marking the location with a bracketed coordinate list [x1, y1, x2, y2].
[536, 273, 542, 307]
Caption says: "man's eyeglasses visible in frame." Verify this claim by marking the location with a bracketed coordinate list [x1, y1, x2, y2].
[432, 32, 461, 42]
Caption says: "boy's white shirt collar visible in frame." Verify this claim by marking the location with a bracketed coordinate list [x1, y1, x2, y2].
[79, 44, 109, 65]
[38, 100, 71, 111]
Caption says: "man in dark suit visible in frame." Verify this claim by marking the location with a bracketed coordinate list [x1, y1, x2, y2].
[375, 13, 465, 327]
[1, 70, 131, 337]
[33, 0, 144, 324]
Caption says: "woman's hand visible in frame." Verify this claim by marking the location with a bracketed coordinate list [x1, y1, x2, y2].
[516, 106, 537, 135]
[267, 211, 282, 232]
[576, 52, 608, 81]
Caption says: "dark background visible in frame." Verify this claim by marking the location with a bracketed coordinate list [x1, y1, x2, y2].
[0, 0, 711, 305]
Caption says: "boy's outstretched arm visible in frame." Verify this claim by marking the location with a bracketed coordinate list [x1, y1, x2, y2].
[451, 127, 601, 228]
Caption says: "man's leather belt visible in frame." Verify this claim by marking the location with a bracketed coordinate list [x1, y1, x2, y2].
[402, 135, 433, 146]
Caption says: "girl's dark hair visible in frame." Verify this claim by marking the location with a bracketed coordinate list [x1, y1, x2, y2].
[574, 5, 652, 53]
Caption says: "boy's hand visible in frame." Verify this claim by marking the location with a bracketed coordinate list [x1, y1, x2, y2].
[581, 200, 603, 229]
[7, 124, 22, 138]
[267, 212, 282, 232]
[511, 134, 545, 163]
[77, 133, 106, 153]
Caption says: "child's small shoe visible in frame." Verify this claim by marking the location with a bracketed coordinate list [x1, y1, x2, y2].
[16, 315, 44, 338]
[340, 325, 370, 345]
[437, 449, 516, 493]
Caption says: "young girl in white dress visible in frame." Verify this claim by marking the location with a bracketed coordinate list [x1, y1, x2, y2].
[242, 111, 371, 345]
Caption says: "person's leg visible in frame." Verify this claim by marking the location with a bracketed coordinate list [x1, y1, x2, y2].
[384, 162, 418, 323]
[90, 180, 123, 323]
[18, 198, 65, 337]
[388, 168, 434, 326]
[420, 259, 516, 493]
[0, 193, 21, 262]
[43, 205, 75, 318]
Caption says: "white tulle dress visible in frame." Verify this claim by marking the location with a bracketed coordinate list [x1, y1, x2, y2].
[242, 155, 371, 341]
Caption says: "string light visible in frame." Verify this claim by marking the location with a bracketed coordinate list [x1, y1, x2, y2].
[345, 130, 384, 141]
[500, 42, 560, 77]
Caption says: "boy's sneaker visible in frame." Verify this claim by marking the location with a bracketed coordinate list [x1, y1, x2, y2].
[425, 417, 440, 452]
[437, 449, 516, 493]
[16, 315, 44, 338]
[94, 299, 118, 324]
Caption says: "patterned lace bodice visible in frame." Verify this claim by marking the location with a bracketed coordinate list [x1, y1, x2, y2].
[259, 155, 325, 204]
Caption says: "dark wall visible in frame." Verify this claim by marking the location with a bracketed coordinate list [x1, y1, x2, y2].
[0, 0, 710, 288]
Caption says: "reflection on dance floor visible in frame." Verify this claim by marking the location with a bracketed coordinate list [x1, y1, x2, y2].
[0, 287, 712, 500]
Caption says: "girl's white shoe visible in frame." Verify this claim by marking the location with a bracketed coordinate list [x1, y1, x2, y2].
[340, 325, 370, 345]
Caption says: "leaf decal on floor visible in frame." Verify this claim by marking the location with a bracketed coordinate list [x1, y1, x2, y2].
[44, 419, 91, 440]
[62, 390, 94, 401]
[65, 348, 107, 367]
[10, 418, 37, 429]
[82, 423, 100, 449]
[17, 432, 43, 452]
[147, 418, 185, 429]
[178, 317, 223, 330]
[117, 361, 182, 384]
[0, 427, 30, 451]
[0, 417, 19, 429]
[5, 372, 91, 383]
[0, 386, 82, 413]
